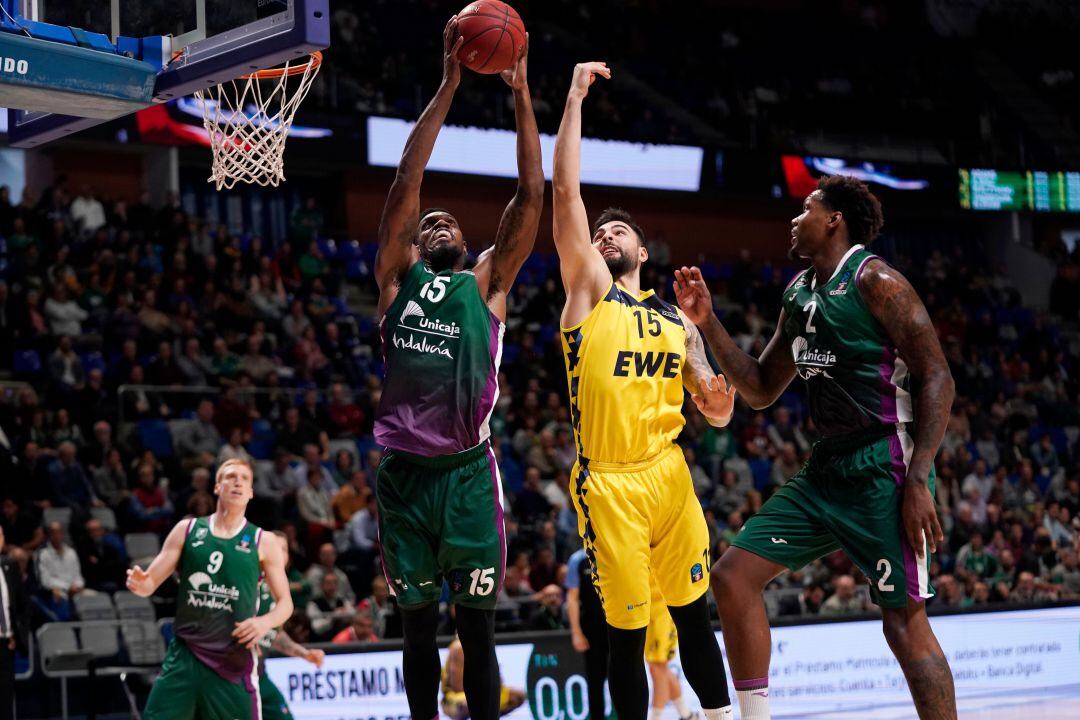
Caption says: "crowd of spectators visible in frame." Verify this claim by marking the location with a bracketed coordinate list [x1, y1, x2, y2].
[309, 1, 1073, 167]
[0, 177, 1077, 647]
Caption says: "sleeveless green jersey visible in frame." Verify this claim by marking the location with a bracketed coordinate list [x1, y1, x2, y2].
[375, 261, 504, 456]
[780, 244, 914, 439]
[174, 515, 263, 682]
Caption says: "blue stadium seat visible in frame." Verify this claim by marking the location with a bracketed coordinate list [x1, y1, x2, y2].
[346, 258, 368, 279]
[137, 420, 173, 459]
[249, 420, 276, 460]
[13, 349, 41, 374]
[80, 351, 106, 373]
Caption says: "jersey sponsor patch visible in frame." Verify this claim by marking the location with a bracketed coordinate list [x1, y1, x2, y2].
[791, 337, 837, 379]
[612, 350, 682, 378]
[236, 534, 253, 553]
[393, 300, 461, 360]
[829, 270, 853, 296]
[187, 571, 241, 611]
[690, 563, 704, 583]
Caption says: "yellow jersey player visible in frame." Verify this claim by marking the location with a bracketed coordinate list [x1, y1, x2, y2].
[552, 60, 735, 720]
[645, 585, 697, 720]
[441, 635, 525, 720]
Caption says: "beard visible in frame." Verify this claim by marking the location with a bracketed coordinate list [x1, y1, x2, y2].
[604, 249, 637, 278]
[424, 243, 464, 272]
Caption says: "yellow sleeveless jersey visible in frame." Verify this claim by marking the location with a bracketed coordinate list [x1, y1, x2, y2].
[561, 282, 687, 466]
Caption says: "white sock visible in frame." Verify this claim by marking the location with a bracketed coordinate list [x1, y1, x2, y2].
[673, 696, 691, 718]
[650, 707, 665, 720]
[702, 707, 733, 720]
[736, 686, 771, 720]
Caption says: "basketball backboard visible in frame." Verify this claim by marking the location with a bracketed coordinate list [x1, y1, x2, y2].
[7, 0, 328, 147]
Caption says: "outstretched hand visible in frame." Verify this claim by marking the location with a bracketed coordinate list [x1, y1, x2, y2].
[126, 565, 153, 597]
[692, 374, 736, 425]
[570, 62, 611, 98]
[673, 266, 714, 326]
[501, 33, 529, 90]
[443, 15, 465, 87]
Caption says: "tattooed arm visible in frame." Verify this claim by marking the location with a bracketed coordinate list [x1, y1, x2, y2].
[474, 35, 544, 322]
[271, 627, 326, 667]
[679, 310, 735, 427]
[859, 259, 954, 556]
[673, 267, 797, 410]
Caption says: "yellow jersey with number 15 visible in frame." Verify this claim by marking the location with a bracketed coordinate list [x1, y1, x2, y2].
[561, 281, 687, 466]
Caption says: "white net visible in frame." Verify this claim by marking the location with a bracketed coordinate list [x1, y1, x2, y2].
[193, 52, 322, 190]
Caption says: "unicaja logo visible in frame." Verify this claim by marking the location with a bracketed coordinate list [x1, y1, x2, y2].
[1, 57, 29, 75]
[401, 301, 424, 322]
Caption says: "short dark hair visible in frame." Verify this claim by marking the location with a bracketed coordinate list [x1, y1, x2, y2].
[419, 208, 453, 224]
[592, 207, 646, 246]
[816, 175, 884, 246]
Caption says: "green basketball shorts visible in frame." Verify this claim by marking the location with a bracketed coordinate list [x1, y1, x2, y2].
[732, 426, 936, 608]
[144, 639, 259, 720]
[377, 441, 506, 610]
[259, 673, 292, 720]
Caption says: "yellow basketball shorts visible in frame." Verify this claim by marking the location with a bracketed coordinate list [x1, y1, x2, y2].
[645, 584, 678, 664]
[570, 444, 710, 630]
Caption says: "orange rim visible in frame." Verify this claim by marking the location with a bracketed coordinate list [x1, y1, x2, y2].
[241, 50, 322, 80]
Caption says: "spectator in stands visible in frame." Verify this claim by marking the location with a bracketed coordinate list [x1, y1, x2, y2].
[766, 407, 810, 455]
[963, 582, 992, 608]
[514, 467, 552, 526]
[778, 583, 826, 616]
[76, 370, 110, 432]
[1010, 570, 1055, 603]
[69, 185, 106, 236]
[177, 338, 211, 386]
[82, 420, 115, 472]
[332, 608, 379, 644]
[1051, 549, 1080, 597]
[175, 399, 222, 470]
[50, 409, 85, 451]
[819, 575, 867, 616]
[962, 459, 994, 502]
[50, 441, 102, 510]
[682, 446, 712, 497]
[0, 498, 44, 553]
[359, 577, 393, 639]
[298, 466, 335, 554]
[77, 517, 126, 593]
[770, 443, 801, 489]
[36, 521, 86, 620]
[307, 572, 355, 641]
[528, 585, 566, 631]
[217, 427, 254, 465]
[129, 463, 174, 535]
[934, 574, 965, 608]
[955, 531, 997, 581]
[92, 448, 130, 510]
[528, 546, 560, 592]
[256, 449, 297, 508]
[147, 341, 185, 387]
[332, 471, 368, 525]
[291, 443, 336, 494]
[277, 407, 329, 460]
[305, 543, 355, 604]
[1044, 502, 1073, 548]
[43, 286, 88, 337]
[327, 383, 364, 438]
[48, 335, 84, 394]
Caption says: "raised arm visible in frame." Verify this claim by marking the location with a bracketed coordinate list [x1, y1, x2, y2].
[234, 535, 295, 649]
[125, 519, 188, 597]
[553, 62, 613, 327]
[375, 17, 464, 315]
[679, 310, 736, 427]
[474, 35, 545, 320]
[858, 259, 953, 556]
[674, 266, 796, 409]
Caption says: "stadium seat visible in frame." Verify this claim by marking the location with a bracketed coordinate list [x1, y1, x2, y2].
[13, 349, 42, 374]
[249, 420, 276, 460]
[137, 419, 174, 459]
[74, 594, 116, 621]
[121, 620, 165, 665]
[37, 624, 92, 673]
[90, 506, 117, 532]
[124, 533, 161, 567]
[80, 624, 120, 658]
[113, 591, 156, 622]
[80, 351, 106, 373]
[168, 419, 195, 455]
[43, 507, 73, 541]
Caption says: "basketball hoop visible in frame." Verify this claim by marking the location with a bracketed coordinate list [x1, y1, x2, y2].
[193, 51, 322, 190]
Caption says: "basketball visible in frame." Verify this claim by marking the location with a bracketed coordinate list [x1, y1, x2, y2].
[455, 0, 526, 74]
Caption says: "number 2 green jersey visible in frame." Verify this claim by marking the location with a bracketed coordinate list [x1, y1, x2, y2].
[780, 244, 914, 439]
[174, 515, 264, 683]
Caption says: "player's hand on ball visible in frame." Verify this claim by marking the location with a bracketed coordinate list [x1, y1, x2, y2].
[902, 479, 943, 559]
[673, 266, 713, 326]
[571, 631, 590, 652]
[304, 648, 326, 668]
[443, 15, 465, 86]
[126, 565, 153, 597]
[233, 616, 272, 650]
[570, 61, 611, 98]
[692, 374, 735, 425]
[500, 32, 529, 90]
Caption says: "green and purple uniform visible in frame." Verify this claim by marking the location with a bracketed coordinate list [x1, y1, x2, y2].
[255, 580, 292, 720]
[733, 244, 936, 608]
[375, 262, 506, 609]
[144, 516, 265, 720]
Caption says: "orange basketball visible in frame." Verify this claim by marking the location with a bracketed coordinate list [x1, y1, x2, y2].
[455, 0, 526, 75]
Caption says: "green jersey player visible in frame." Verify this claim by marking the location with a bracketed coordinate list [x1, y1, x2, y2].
[125, 459, 293, 720]
[372, 17, 543, 720]
[674, 175, 957, 720]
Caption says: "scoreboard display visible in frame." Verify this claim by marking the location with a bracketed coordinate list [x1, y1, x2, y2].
[960, 168, 1080, 212]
